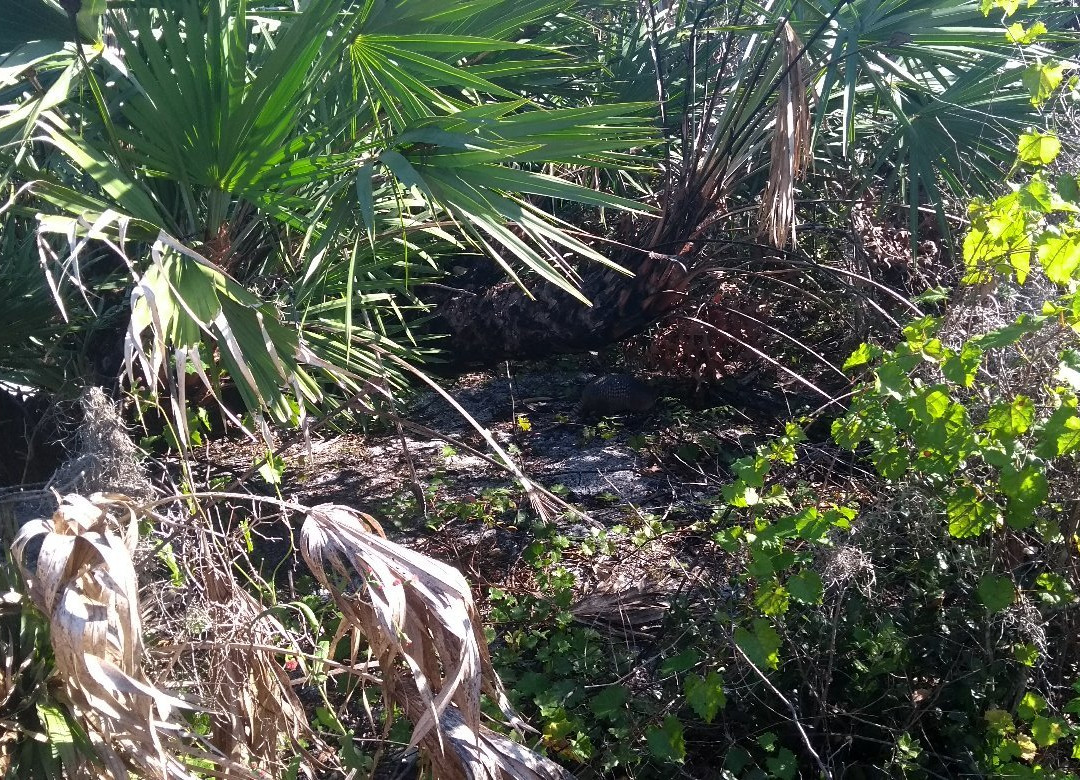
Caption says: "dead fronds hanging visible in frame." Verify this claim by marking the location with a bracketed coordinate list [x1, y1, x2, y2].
[758, 22, 812, 249]
[11, 493, 229, 780]
[412, 699, 575, 780]
[300, 503, 570, 779]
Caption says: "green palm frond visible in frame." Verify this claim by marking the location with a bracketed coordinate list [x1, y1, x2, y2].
[1, 0, 656, 436]
[803, 0, 1071, 239]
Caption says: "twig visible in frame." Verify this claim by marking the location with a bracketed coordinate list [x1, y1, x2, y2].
[729, 632, 832, 779]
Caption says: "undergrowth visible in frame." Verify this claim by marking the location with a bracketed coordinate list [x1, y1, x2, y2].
[477, 129, 1080, 779]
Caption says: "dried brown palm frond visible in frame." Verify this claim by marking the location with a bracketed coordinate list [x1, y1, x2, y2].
[11, 492, 249, 780]
[400, 693, 574, 780]
[571, 579, 674, 642]
[758, 21, 812, 249]
[300, 504, 566, 779]
[190, 536, 312, 774]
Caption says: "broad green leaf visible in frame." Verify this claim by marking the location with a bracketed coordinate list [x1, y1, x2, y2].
[999, 465, 1048, 530]
[766, 748, 798, 780]
[754, 579, 790, 617]
[977, 574, 1015, 612]
[1034, 572, 1075, 605]
[748, 548, 777, 579]
[910, 386, 952, 424]
[983, 0, 1020, 16]
[724, 747, 753, 773]
[1035, 399, 1080, 457]
[963, 192, 1031, 284]
[257, 452, 286, 485]
[660, 648, 700, 675]
[721, 480, 759, 508]
[589, 686, 629, 721]
[1006, 21, 1046, 44]
[1018, 131, 1061, 167]
[714, 526, 743, 553]
[943, 343, 983, 387]
[985, 395, 1034, 439]
[735, 619, 782, 670]
[871, 448, 907, 480]
[1014, 643, 1039, 667]
[984, 708, 1013, 732]
[788, 570, 824, 605]
[843, 343, 879, 371]
[875, 361, 913, 400]
[1031, 716, 1064, 747]
[947, 486, 998, 538]
[1019, 175, 1054, 214]
[685, 671, 726, 724]
[1037, 229, 1080, 285]
[794, 507, 832, 542]
[1018, 691, 1047, 722]
[832, 414, 867, 451]
[902, 316, 942, 344]
[972, 315, 1045, 350]
[1059, 174, 1080, 204]
[1021, 62, 1064, 107]
[646, 716, 686, 763]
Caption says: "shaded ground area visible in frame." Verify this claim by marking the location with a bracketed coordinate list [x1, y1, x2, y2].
[198, 367, 766, 595]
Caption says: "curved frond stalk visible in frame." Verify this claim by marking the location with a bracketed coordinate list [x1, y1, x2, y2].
[758, 22, 811, 249]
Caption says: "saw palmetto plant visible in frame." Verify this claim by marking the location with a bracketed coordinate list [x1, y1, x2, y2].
[1, 0, 1069, 407]
[1, 0, 654, 439]
[1, 0, 1075, 777]
[426, 0, 1065, 368]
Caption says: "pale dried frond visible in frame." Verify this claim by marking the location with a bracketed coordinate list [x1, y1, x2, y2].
[758, 22, 811, 249]
[413, 697, 574, 780]
[571, 579, 674, 641]
[300, 504, 561, 778]
[11, 493, 215, 779]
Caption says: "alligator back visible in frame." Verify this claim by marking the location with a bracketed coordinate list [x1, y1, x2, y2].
[574, 374, 657, 418]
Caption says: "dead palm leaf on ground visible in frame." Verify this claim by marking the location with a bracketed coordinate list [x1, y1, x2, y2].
[300, 503, 570, 779]
[12, 492, 249, 779]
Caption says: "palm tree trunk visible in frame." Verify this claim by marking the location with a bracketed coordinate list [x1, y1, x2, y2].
[425, 184, 718, 367]
[425, 250, 690, 366]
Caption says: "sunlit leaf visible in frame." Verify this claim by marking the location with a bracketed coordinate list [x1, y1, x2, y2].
[1018, 131, 1061, 167]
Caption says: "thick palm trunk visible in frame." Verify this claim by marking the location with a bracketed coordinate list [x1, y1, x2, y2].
[426, 187, 713, 367]
[426, 252, 688, 366]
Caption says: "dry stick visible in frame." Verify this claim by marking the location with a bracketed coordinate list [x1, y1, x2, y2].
[676, 313, 847, 411]
[388, 416, 602, 529]
[382, 352, 606, 527]
[362, 309, 427, 517]
[157, 640, 381, 681]
[730, 635, 832, 780]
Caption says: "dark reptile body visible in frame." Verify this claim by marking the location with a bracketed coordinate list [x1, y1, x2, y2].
[574, 374, 657, 418]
